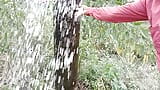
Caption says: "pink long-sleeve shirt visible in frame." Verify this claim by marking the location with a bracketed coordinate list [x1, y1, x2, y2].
[85, 0, 160, 71]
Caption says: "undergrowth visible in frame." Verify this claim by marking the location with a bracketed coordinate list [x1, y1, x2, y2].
[79, 0, 160, 89]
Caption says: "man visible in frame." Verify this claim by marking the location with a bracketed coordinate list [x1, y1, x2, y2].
[81, 0, 160, 71]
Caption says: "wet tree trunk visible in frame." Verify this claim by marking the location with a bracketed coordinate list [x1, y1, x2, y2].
[54, 0, 81, 90]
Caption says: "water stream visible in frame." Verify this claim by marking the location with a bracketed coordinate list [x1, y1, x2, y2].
[0, 0, 82, 89]
[1, 0, 57, 89]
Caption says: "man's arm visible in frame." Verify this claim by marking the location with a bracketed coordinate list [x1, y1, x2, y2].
[85, 0, 148, 23]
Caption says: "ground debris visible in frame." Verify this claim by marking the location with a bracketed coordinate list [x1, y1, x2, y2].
[74, 80, 89, 90]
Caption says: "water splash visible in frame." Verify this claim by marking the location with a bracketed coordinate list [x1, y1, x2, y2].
[0, 0, 82, 89]
[1, 0, 55, 89]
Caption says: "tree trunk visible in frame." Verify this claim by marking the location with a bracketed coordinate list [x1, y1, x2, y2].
[54, 0, 81, 90]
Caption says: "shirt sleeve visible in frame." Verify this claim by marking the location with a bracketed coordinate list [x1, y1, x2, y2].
[85, 0, 148, 23]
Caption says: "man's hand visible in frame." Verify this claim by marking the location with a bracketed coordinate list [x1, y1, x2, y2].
[75, 5, 89, 17]
[82, 5, 89, 15]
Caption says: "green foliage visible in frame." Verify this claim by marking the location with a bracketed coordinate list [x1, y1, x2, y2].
[79, 0, 157, 89]
[0, 85, 9, 90]
[0, 0, 25, 53]
[82, 0, 154, 63]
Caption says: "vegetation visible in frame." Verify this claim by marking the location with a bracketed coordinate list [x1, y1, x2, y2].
[79, 0, 159, 89]
[0, 0, 159, 90]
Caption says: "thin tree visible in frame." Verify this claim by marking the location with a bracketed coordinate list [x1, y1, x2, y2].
[54, 0, 81, 89]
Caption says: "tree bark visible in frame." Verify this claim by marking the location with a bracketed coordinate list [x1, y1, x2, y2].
[54, 0, 81, 90]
